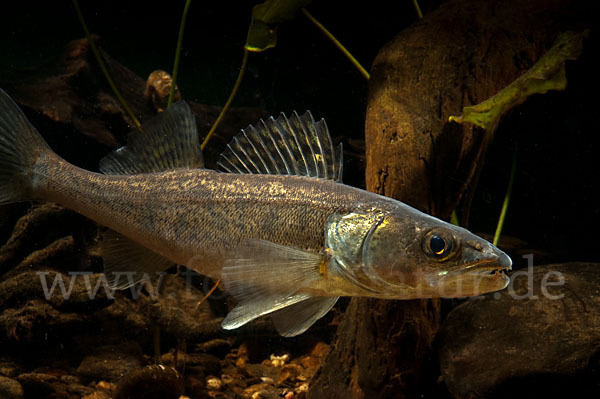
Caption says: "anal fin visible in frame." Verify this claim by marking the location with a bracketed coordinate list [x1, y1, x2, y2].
[270, 296, 339, 337]
[220, 239, 325, 332]
[102, 229, 174, 289]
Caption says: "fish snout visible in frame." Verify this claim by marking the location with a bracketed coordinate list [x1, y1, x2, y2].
[463, 239, 513, 273]
[494, 250, 513, 272]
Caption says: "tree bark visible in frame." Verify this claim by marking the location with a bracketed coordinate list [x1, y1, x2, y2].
[309, 0, 589, 398]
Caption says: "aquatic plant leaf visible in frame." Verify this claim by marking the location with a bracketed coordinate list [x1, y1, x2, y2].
[449, 30, 588, 131]
[245, 0, 312, 52]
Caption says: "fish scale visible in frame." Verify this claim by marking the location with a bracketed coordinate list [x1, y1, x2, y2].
[36, 158, 361, 276]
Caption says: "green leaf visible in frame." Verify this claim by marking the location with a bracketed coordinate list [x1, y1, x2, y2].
[245, 0, 312, 52]
[449, 30, 588, 131]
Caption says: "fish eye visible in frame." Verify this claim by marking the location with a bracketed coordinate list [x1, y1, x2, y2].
[430, 235, 447, 255]
[423, 229, 457, 261]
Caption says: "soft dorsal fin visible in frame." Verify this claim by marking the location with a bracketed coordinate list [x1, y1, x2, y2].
[99, 101, 203, 175]
[217, 111, 343, 181]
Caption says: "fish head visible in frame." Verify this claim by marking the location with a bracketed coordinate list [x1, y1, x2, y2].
[326, 208, 512, 298]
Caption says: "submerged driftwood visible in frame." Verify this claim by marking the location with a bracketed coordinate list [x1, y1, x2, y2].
[1, 37, 266, 170]
[309, 0, 591, 397]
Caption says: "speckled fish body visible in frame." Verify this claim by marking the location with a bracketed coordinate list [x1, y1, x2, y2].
[34, 159, 371, 278]
[0, 88, 512, 336]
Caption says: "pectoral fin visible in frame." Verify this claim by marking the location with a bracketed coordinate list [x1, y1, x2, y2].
[270, 296, 339, 337]
[102, 229, 173, 289]
[220, 239, 325, 332]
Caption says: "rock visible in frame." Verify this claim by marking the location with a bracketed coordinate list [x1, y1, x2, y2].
[15, 373, 56, 398]
[161, 351, 221, 376]
[0, 376, 23, 399]
[113, 365, 184, 399]
[437, 262, 600, 398]
[196, 338, 234, 357]
[82, 392, 112, 399]
[0, 357, 22, 378]
[77, 342, 143, 382]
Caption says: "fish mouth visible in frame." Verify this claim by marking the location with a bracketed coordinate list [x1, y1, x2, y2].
[432, 251, 512, 285]
[423, 251, 512, 297]
[462, 253, 512, 276]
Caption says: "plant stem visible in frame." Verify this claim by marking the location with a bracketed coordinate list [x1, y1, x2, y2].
[493, 145, 518, 246]
[196, 279, 221, 311]
[71, 0, 142, 131]
[168, 0, 193, 107]
[450, 210, 460, 226]
[301, 8, 370, 80]
[412, 0, 423, 19]
[153, 325, 161, 364]
[201, 49, 249, 151]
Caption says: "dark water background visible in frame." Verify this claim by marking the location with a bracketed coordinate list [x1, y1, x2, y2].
[1, 0, 598, 264]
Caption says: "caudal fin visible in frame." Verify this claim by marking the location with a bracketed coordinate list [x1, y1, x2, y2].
[0, 88, 52, 205]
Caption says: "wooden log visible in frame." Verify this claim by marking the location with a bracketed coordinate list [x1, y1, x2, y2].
[309, 0, 589, 397]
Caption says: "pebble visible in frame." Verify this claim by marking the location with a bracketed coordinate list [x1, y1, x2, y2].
[260, 376, 274, 384]
[296, 383, 309, 393]
[269, 354, 289, 367]
[206, 376, 223, 391]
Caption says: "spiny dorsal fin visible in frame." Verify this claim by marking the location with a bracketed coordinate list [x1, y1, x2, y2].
[217, 111, 343, 181]
[99, 101, 203, 175]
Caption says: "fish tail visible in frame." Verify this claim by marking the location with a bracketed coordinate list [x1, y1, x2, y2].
[0, 88, 53, 205]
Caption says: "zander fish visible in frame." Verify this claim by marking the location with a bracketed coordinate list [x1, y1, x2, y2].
[0, 89, 511, 336]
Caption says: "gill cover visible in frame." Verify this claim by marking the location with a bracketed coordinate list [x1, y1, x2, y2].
[326, 210, 394, 293]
